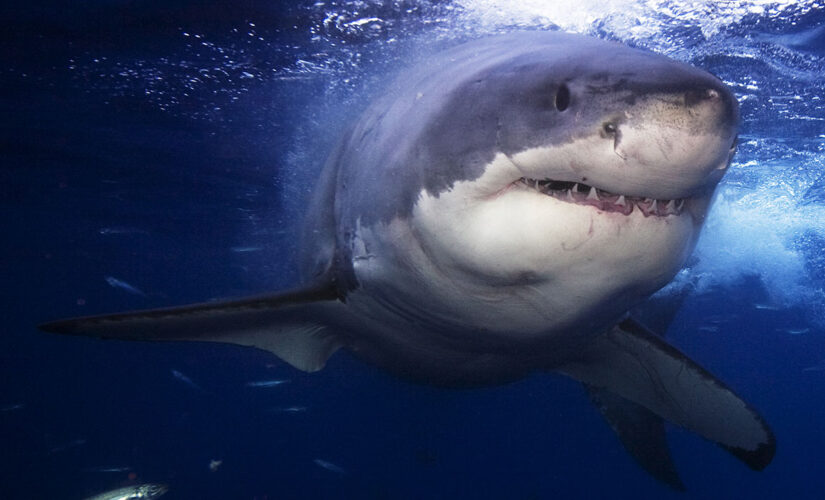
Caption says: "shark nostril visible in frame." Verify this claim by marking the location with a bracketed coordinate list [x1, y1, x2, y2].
[555, 83, 570, 112]
[685, 88, 721, 106]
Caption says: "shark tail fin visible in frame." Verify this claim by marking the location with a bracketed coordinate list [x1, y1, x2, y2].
[561, 319, 775, 471]
[38, 278, 346, 373]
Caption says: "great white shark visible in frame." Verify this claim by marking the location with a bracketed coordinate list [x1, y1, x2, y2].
[40, 31, 774, 488]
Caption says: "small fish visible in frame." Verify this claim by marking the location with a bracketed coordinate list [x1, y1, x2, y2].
[754, 303, 781, 311]
[783, 327, 810, 335]
[266, 406, 307, 414]
[803, 360, 825, 372]
[171, 369, 206, 393]
[313, 458, 346, 476]
[105, 276, 146, 297]
[83, 466, 133, 473]
[230, 246, 263, 253]
[699, 315, 730, 326]
[83, 483, 168, 500]
[99, 226, 149, 236]
[245, 379, 290, 388]
[48, 437, 87, 454]
[209, 459, 222, 472]
[0, 402, 25, 412]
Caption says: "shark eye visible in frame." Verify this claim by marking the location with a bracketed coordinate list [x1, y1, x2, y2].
[555, 84, 570, 112]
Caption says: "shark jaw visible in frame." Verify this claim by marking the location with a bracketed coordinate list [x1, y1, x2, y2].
[400, 152, 702, 340]
[515, 177, 686, 217]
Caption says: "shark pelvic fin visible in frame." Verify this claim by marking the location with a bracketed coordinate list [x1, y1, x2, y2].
[38, 277, 346, 373]
[584, 383, 685, 490]
[560, 318, 775, 471]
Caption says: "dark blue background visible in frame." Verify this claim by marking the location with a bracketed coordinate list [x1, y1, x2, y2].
[2, 1, 825, 498]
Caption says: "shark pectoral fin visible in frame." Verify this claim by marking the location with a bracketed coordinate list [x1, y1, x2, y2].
[38, 279, 346, 373]
[585, 384, 685, 490]
[225, 320, 344, 373]
[560, 319, 775, 470]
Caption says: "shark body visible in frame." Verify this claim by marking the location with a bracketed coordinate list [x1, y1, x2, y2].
[40, 32, 774, 488]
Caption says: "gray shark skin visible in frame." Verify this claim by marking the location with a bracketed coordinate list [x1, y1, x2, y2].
[40, 32, 774, 489]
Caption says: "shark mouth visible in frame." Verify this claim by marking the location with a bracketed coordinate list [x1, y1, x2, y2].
[518, 178, 685, 217]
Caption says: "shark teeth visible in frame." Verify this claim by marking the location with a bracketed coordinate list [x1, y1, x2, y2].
[518, 178, 685, 217]
[587, 186, 599, 201]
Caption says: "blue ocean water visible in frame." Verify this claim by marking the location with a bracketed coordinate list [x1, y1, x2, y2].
[2, 1, 825, 498]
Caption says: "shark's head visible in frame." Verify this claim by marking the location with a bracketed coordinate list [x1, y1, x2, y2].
[375, 33, 739, 338]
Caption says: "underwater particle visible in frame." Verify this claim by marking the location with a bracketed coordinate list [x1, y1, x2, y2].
[415, 447, 438, 466]
[209, 459, 222, 472]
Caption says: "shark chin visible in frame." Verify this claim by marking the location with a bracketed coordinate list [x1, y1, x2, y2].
[38, 31, 773, 489]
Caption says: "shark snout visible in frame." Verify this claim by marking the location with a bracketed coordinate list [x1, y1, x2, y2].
[685, 84, 740, 138]
[591, 84, 738, 200]
[598, 83, 737, 153]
